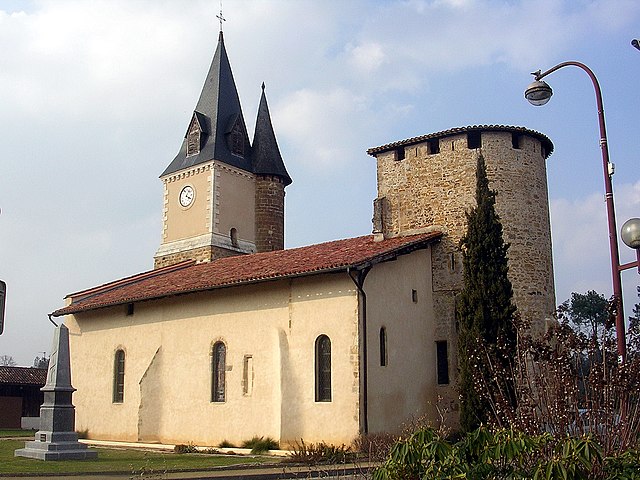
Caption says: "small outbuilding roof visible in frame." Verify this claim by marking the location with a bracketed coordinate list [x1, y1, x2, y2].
[52, 231, 442, 317]
[0, 366, 47, 386]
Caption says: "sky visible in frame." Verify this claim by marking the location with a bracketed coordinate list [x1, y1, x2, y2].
[0, 0, 639, 366]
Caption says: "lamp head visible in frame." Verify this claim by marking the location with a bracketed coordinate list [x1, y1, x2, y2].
[525, 79, 553, 106]
[632, 39, 640, 51]
[621, 218, 640, 249]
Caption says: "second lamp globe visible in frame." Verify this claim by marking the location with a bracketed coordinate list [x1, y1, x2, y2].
[525, 80, 553, 106]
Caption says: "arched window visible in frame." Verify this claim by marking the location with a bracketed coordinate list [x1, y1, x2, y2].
[230, 228, 238, 247]
[379, 327, 388, 366]
[212, 342, 226, 402]
[315, 335, 331, 402]
[113, 349, 125, 403]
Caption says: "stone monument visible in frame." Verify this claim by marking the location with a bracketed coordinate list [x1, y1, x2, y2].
[15, 324, 97, 460]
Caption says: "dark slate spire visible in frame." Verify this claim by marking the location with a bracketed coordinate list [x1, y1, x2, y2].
[161, 32, 252, 177]
[251, 84, 292, 186]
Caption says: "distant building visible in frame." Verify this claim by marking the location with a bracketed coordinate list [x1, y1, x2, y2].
[52, 30, 555, 446]
[0, 366, 46, 429]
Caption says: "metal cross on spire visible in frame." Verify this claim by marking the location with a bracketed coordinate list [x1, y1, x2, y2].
[216, 0, 226, 32]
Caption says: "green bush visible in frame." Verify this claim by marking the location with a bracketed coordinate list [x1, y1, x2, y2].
[174, 443, 198, 454]
[602, 449, 640, 480]
[218, 439, 235, 448]
[373, 426, 640, 480]
[287, 439, 355, 464]
[241, 436, 279, 454]
[200, 447, 220, 455]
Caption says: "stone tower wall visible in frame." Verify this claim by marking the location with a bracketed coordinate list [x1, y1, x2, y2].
[374, 130, 556, 338]
[255, 175, 285, 252]
[153, 245, 240, 269]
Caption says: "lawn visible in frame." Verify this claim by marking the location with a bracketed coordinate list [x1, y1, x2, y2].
[0, 429, 36, 438]
[0, 439, 275, 475]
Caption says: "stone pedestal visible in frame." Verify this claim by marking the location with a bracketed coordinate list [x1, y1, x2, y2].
[15, 324, 97, 460]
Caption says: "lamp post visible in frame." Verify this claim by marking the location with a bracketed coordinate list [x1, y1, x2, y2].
[621, 218, 640, 274]
[524, 61, 628, 362]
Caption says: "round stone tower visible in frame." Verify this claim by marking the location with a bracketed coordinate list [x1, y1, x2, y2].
[368, 125, 556, 337]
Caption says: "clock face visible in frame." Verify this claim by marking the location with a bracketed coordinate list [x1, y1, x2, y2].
[179, 185, 195, 207]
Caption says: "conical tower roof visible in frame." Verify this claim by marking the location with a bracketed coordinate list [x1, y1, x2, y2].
[162, 32, 252, 177]
[251, 84, 292, 186]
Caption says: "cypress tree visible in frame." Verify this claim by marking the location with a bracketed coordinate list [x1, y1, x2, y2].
[456, 154, 517, 432]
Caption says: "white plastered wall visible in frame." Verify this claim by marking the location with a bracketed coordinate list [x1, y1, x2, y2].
[65, 273, 361, 446]
[365, 247, 444, 433]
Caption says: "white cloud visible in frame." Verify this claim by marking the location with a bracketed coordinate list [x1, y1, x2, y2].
[276, 87, 372, 169]
[0, 1, 206, 122]
[346, 41, 386, 74]
[550, 180, 640, 309]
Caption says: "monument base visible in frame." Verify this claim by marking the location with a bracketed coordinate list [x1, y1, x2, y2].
[15, 430, 97, 461]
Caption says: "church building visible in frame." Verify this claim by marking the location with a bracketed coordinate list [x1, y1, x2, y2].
[52, 31, 556, 446]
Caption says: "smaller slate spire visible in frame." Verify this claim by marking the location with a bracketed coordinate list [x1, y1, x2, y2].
[251, 85, 292, 186]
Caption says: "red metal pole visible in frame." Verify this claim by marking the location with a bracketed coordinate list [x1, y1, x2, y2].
[535, 62, 626, 363]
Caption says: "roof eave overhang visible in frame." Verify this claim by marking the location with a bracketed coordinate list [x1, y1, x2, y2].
[367, 124, 554, 159]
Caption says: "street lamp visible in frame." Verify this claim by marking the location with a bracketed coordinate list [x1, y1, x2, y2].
[524, 61, 628, 362]
[621, 218, 640, 274]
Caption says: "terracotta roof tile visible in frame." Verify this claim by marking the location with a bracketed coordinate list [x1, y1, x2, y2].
[0, 366, 47, 386]
[53, 232, 441, 317]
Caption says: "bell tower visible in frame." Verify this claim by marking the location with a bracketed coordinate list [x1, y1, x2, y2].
[154, 33, 291, 269]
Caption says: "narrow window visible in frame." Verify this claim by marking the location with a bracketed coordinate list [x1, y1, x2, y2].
[212, 342, 226, 402]
[436, 341, 449, 385]
[187, 131, 200, 156]
[395, 147, 405, 161]
[113, 349, 125, 403]
[467, 131, 481, 149]
[511, 132, 522, 149]
[315, 335, 332, 402]
[186, 117, 201, 156]
[229, 122, 245, 157]
[412, 289, 418, 303]
[126, 303, 134, 316]
[379, 327, 387, 366]
[230, 228, 238, 247]
[243, 355, 254, 396]
[427, 138, 440, 155]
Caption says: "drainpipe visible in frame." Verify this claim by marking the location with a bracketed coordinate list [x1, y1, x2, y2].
[347, 265, 371, 435]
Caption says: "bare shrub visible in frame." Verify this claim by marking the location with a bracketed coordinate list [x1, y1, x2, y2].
[466, 303, 640, 456]
[352, 432, 397, 461]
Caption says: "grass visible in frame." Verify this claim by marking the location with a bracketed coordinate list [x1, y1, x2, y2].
[0, 429, 36, 438]
[1, 439, 273, 475]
